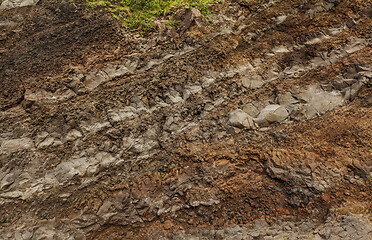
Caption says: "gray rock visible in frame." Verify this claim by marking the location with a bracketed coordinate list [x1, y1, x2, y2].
[278, 92, 298, 106]
[276, 15, 287, 25]
[304, 91, 344, 119]
[305, 33, 329, 45]
[65, 129, 83, 142]
[189, 199, 220, 207]
[291, 86, 344, 120]
[343, 81, 364, 101]
[83, 71, 110, 91]
[312, 234, 323, 240]
[283, 65, 308, 76]
[37, 136, 55, 148]
[35, 131, 49, 145]
[80, 120, 111, 135]
[358, 66, 372, 78]
[191, 8, 202, 18]
[243, 103, 260, 118]
[298, 221, 314, 232]
[344, 38, 366, 54]
[0, 0, 39, 10]
[0, 138, 34, 153]
[54, 157, 94, 183]
[318, 227, 332, 239]
[0, 171, 18, 190]
[229, 109, 256, 129]
[104, 64, 131, 79]
[53, 152, 115, 183]
[215, 230, 225, 240]
[295, 86, 315, 102]
[122, 127, 159, 154]
[241, 74, 264, 89]
[255, 105, 289, 126]
[253, 219, 269, 229]
[272, 45, 291, 53]
[332, 226, 344, 235]
[202, 77, 215, 88]
[183, 85, 202, 100]
[0, 190, 24, 199]
[165, 89, 183, 103]
[249, 231, 261, 237]
[107, 107, 138, 123]
[24, 88, 76, 104]
[266, 166, 286, 179]
[310, 56, 327, 68]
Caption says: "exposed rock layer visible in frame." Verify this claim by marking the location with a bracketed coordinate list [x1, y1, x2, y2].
[0, 0, 371, 239]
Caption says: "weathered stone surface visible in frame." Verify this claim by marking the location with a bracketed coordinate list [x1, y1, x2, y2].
[168, 214, 372, 240]
[278, 92, 298, 106]
[103, 64, 131, 79]
[241, 74, 264, 89]
[243, 103, 260, 118]
[83, 71, 110, 91]
[229, 109, 256, 129]
[272, 45, 291, 53]
[300, 90, 344, 119]
[0, 138, 34, 153]
[344, 38, 366, 54]
[276, 15, 287, 25]
[0, 0, 371, 238]
[80, 120, 111, 135]
[256, 105, 289, 126]
[37, 136, 55, 148]
[24, 88, 76, 104]
[52, 152, 116, 184]
[183, 85, 202, 100]
[0, 0, 39, 10]
[107, 107, 138, 123]
[65, 129, 83, 142]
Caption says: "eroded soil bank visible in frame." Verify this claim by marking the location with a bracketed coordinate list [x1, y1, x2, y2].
[0, 0, 371, 239]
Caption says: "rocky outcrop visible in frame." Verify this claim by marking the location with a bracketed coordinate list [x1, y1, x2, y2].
[0, 0, 371, 239]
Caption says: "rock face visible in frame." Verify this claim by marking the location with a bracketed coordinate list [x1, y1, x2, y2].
[0, 0, 371, 239]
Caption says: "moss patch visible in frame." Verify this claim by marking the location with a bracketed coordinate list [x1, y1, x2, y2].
[86, 0, 218, 31]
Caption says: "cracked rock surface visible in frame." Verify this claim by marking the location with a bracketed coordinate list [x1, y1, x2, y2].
[0, 0, 371, 239]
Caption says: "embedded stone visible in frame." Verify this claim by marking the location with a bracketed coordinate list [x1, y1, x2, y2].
[241, 74, 264, 89]
[256, 105, 289, 126]
[229, 109, 257, 129]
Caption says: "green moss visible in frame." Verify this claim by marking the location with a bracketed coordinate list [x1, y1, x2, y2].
[86, 0, 220, 31]
[166, 20, 181, 27]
